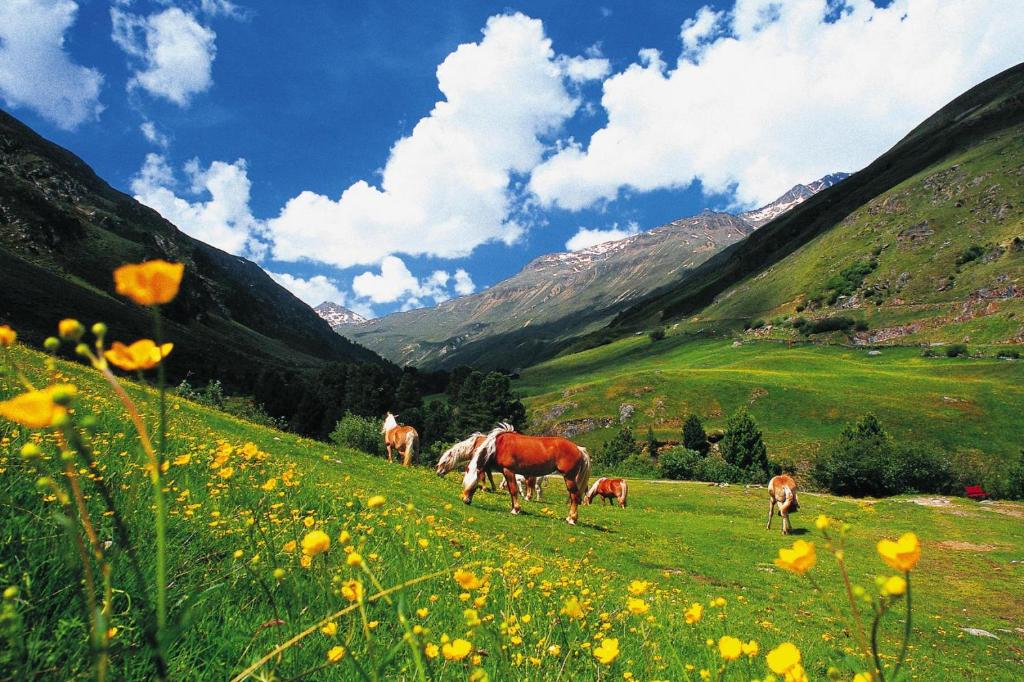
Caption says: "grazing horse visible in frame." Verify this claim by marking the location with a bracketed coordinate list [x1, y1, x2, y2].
[381, 412, 419, 466]
[436, 433, 498, 492]
[501, 474, 543, 501]
[767, 474, 800, 535]
[584, 477, 628, 507]
[463, 423, 590, 525]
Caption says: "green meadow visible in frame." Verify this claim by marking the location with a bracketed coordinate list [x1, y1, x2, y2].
[517, 335, 1024, 467]
[2, 344, 1023, 680]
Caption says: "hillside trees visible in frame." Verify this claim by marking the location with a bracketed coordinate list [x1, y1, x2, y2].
[681, 413, 708, 453]
[720, 408, 771, 480]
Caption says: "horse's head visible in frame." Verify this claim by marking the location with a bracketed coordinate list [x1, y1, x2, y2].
[382, 412, 398, 434]
[462, 464, 485, 505]
[436, 446, 455, 477]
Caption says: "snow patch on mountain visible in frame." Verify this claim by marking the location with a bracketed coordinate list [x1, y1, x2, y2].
[315, 301, 367, 327]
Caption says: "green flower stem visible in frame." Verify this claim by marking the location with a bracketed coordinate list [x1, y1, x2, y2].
[892, 572, 912, 680]
[151, 307, 169, 639]
[870, 606, 887, 682]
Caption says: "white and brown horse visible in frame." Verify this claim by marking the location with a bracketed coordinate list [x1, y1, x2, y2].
[501, 473, 543, 501]
[463, 423, 590, 525]
[767, 474, 800, 534]
[382, 412, 419, 466]
[436, 433, 498, 491]
[584, 477, 628, 507]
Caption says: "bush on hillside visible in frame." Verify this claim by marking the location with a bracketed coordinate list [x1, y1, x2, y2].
[802, 316, 856, 335]
[618, 453, 660, 479]
[691, 455, 746, 484]
[720, 408, 772, 481]
[945, 343, 969, 358]
[649, 327, 666, 341]
[658, 447, 704, 480]
[681, 413, 709, 453]
[330, 412, 385, 457]
[599, 425, 639, 467]
[956, 244, 984, 266]
[812, 414, 954, 497]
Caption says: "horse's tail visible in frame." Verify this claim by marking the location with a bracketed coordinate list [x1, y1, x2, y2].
[405, 430, 419, 464]
[576, 448, 592, 498]
[619, 479, 628, 508]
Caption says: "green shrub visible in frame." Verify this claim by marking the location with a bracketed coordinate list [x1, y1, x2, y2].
[823, 259, 877, 304]
[956, 244, 984, 266]
[996, 349, 1020, 359]
[330, 412, 385, 457]
[854, 319, 869, 332]
[945, 343, 968, 358]
[618, 453, 660, 479]
[691, 455, 746, 483]
[804, 316, 855, 335]
[658, 447, 704, 480]
[720, 408, 771, 480]
[649, 327, 666, 341]
[681, 413, 708, 453]
[599, 425, 638, 467]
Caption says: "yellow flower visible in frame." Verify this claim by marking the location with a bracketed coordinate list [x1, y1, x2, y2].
[114, 260, 184, 305]
[560, 596, 584, 619]
[464, 608, 481, 627]
[172, 453, 192, 466]
[547, 644, 561, 656]
[627, 580, 650, 595]
[416, 607, 429, 618]
[58, 319, 85, 341]
[815, 515, 830, 530]
[853, 673, 874, 682]
[877, 533, 921, 572]
[626, 597, 649, 615]
[442, 638, 472, 661]
[418, 538, 429, 549]
[321, 621, 338, 636]
[282, 540, 297, 553]
[104, 339, 173, 371]
[718, 636, 742, 661]
[301, 530, 330, 557]
[367, 495, 386, 508]
[303, 516, 315, 528]
[0, 325, 16, 347]
[469, 668, 489, 682]
[299, 555, 312, 569]
[593, 638, 620, 665]
[338, 530, 351, 544]
[774, 540, 816, 575]
[217, 467, 234, 479]
[766, 642, 801, 674]
[346, 551, 363, 567]
[454, 569, 482, 591]
[0, 384, 75, 429]
[684, 602, 703, 624]
[341, 579, 363, 602]
[261, 478, 277, 491]
[424, 643, 439, 659]
[882, 575, 907, 596]
[326, 645, 346, 662]
[742, 639, 759, 658]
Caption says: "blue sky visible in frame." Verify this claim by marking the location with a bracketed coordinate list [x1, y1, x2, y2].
[2, 1, 1022, 318]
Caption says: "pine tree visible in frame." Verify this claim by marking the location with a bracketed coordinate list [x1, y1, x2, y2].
[721, 408, 769, 477]
[394, 371, 423, 412]
[681, 413, 708, 453]
[645, 425, 659, 456]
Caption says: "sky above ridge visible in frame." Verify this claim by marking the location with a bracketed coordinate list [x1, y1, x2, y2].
[2, 1, 1023, 318]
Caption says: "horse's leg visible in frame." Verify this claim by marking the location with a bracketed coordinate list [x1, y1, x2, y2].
[502, 469, 522, 515]
[525, 476, 536, 502]
[564, 475, 581, 525]
[386, 443, 393, 463]
[779, 498, 792, 535]
[766, 498, 775, 530]
[486, 471, 497, 492]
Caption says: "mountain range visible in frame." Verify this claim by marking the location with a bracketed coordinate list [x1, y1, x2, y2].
[325, 173, 846, 368]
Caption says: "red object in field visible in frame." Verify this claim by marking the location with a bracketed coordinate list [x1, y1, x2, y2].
[964, 485, 989, 500]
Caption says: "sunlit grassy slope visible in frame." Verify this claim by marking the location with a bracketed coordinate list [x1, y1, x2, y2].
[516, 336, 1024, 465]
[2, 346, 1023, 680]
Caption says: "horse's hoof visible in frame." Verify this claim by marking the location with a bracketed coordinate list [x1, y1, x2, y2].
[566, 517, 576, 525]
[510, 508, 521, 515]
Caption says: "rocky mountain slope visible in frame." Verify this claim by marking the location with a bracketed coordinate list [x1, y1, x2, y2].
[336, 174, 844, 369]
[315, 301, 367, 328]
[0, 108, 384, 391]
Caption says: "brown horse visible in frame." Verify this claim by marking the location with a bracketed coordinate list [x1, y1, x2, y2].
[767, 474, 800, 535]
[436, 433, 498, 492]
[584, 477, 628, 507]
[382, 412, 419, 466]
[463, 423, 590, 525]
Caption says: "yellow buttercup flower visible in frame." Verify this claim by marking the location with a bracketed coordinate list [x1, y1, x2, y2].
[774, 540, 816, 575]
[114, 260, 184, 305]
[469, 668, 489, 682]
[741, 639, 759, 658]
[627, 580, 650, 595]
[442, 638, 472, 661]
[464, 608, 481, 627]
[346, 551, 363, 567]
[454, 568, 482, 591]
[853, 673, 873, 682]
[877, 532, 921, 572]
[684, 602, 703, 624]
[341, 579, 363, 602]
[766, 642, 801, 674]
[560, 596, 584, 619]
[815, 515, 830, 530]
[104, 339, 173, 371]
[718, 636, 742, 661]
[326, 645, 346, 662]
[882, 575, 907, 596]
[320, 621, 338, 636]
[592, 638, 619, 665]
[301, 530, 330, 557]
[58, 319, 85, 341]
[367, 495, 386, 508]
[282, 540, 297, 553]
[0, 325, 16, 347]
[424, 643, 439, 659]
[261, 478, 277, 491]
[0, 384, 76, 429]
[626, 597, 649, 615]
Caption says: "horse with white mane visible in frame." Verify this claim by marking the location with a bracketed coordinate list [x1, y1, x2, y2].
[767, 474, 800, 535]
[381, 412, 419, 466]
[436, 433, 497, 492]
[463, 423, 590, 525]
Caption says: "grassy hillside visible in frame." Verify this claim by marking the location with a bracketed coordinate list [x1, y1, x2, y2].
[591, 62, 1024, 346]
[3, 344, 1023, 680]
[516, 336, 1024, 467]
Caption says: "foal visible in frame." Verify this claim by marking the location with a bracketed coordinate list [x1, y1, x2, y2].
[583, 477, 628, 507]
[767, 474, 800, 535]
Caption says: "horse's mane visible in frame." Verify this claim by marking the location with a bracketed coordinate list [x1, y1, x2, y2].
[439, 432, 485, 472]
[584, 477, 605, 502]
[472, 422, 516, 473]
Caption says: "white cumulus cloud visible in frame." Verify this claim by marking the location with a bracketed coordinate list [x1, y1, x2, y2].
[111, 5, 216, 106]
[0, 0, 103, 129]
[453, 269, 476, 295]
[529, 0, 1024, 210]
[565, 221, 640, 251]
[266, 271, 377, 319]
[351, 256, 454, 306]
[139, 120, 169, 148]
[130, 153, 267, 258]
[267, 13, 587, 269]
